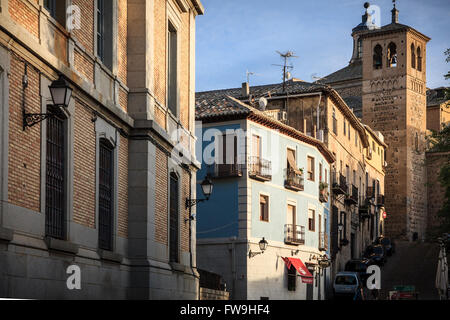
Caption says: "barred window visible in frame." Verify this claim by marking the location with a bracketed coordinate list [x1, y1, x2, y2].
[99, 139, 114, 250]
[169, 173, 180, 263]
[46, 115, 66, 239]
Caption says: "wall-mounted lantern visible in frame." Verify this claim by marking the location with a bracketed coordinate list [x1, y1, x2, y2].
[249, 237, 268, 258]
[185, 176, 213, 211]
[23, 74, 72, 130]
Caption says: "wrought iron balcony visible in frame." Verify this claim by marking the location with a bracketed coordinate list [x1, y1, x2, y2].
[208, 163, 243, 179]
[332, 171, 348, 195]
[248, 156, 272, 181]
[284, 224, 305, 245]
[359, 196, 372, 218]
[319, 232, 328, 251]
[345, 184, 358, 205]
[285, 168, 304, 191]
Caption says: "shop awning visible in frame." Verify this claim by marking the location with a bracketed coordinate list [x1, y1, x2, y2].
[282, 257, 314, 284]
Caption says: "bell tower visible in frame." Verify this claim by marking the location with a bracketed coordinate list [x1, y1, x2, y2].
[360, 2, 430, 240]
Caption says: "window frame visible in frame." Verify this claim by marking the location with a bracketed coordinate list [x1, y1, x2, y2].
[98, 138, 115, 251]
[259, 194, 269, 222]
[308, 208, 316, 232]
[307, 156, 315, 182]
[45, 113, 67, 240]
[169, 172, 180, 263]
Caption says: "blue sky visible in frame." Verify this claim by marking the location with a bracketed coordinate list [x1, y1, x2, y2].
[195, 0, 450, 92]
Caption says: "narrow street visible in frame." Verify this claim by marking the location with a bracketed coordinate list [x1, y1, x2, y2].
[378, 241, 440, 300]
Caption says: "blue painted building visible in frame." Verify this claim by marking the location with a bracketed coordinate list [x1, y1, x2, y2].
[195, 96, 335, 300]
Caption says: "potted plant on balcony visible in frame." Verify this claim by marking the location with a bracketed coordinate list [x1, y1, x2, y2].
[319, 182, 329, 202]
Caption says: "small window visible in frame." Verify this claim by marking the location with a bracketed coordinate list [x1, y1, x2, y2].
[417, 47, 422, 72]
[260, 195, 269, 222]
[319, 163, 323, 182]
[307, 156, 315, 181]
[343, 119, 346, 136]
[96, 0, 113, 69]
[308, 209, 315, 231]
[411, 44, 416, 69]
[44, 0, 66, 26]
[332, 108, 337, 135]
[373, 44, 383, 69]
[357, 38, 363, 58]
[387, 42, 397, 67]
[168, 21, 178, 116]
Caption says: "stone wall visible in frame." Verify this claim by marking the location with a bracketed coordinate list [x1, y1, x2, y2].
[426, 152, 449, 236]
[200, 288, 230, 300]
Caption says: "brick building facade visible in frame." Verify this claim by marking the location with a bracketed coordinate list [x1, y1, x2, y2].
[0, 0, 203, 299]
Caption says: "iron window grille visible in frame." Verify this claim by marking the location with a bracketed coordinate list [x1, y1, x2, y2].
[45, 114, 65, 239]
[96, 0, 105, 61]
[99, 139, 114, 251]
[169, 173, 180, 263]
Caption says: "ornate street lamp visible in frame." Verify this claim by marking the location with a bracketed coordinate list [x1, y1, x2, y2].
[249, 237, 268, 258]
[23, 74, 72, 129]
[185, 176, 213, 209]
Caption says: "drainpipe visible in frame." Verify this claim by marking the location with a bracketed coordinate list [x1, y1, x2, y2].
[187, 169, 199, 300]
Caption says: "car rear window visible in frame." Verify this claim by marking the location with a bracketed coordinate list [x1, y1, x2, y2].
[335, 276, 357, 285]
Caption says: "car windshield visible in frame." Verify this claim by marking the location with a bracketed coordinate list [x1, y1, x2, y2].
[335, 275, 357, 285]
[374, 246, 383, 254]
[381, 238, 391, 245]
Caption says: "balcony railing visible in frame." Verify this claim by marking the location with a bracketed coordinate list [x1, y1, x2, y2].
[359, 196, 372, 218]
[332, 171, 348, 195]
[284, 224, 305, 245]
[319, 232, 328, 251]
[248, 156, 272, 181]
[285, 169, 304, 191]
[208, 163, 243, 178]
[345, 184, 358, 205]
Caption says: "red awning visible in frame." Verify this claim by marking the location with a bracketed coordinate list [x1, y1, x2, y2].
[282, 257, 314, 284]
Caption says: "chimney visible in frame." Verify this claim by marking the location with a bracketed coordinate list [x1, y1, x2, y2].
[242, 82, 249, 97]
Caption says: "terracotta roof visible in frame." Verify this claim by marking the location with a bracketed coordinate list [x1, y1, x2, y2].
[196, 80, 326, 102]
[196, 80, 369, 148]
[322, 60, 362, 84]
[196, 95, 335, 164]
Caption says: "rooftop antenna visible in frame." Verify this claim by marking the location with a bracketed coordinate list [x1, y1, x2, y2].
[272, 51, 298, 92]
[311, 73, 326, 84]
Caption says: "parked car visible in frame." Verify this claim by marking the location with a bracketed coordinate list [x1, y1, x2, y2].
[363, 244, 387, 266]
[374, 236, 396, 256]
[333, 272, 364, 299]
[344, 259, 371, 282]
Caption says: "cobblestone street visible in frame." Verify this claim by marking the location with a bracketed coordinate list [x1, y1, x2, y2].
[377, 241, 440, 300]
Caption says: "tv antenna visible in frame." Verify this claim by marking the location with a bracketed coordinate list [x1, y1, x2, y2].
[246, 70, 261, 85]
[272, 51, 298, 92]
[311, 73, 326, 84]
